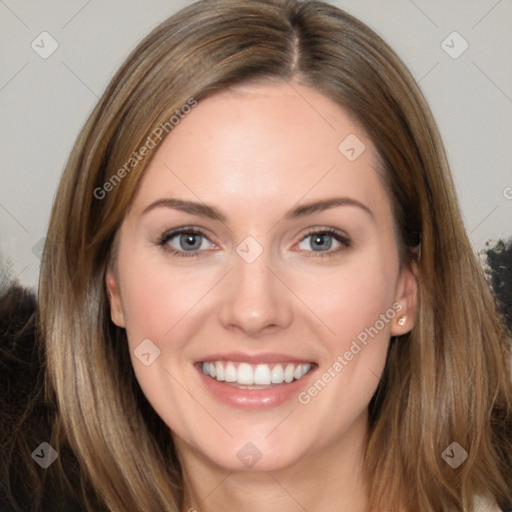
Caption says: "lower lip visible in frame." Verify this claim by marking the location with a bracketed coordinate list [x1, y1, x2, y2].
[195, 364, 317, 409]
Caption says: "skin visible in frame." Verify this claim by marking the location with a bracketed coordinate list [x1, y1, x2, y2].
[106, 81, 417, 512]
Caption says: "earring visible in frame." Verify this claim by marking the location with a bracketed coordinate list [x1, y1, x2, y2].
[397, 316, 406, 326]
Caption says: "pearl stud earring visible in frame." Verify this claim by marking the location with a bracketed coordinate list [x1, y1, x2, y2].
[397, 316, 406, 326]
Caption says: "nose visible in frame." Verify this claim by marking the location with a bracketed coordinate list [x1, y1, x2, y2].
[218, 246, 294, 337]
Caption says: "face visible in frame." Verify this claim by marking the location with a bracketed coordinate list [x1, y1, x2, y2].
[106, 81, 417, 474]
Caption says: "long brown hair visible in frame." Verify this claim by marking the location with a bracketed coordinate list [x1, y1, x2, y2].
[38, 0, 512, 510]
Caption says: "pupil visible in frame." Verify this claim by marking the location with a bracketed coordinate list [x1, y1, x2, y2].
[312, 234, 332, 251]
[181, 234, 201, 250]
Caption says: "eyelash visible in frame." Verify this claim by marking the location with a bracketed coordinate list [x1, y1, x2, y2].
[156, 226, 352, 258]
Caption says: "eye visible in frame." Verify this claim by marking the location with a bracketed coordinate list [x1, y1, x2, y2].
[296, 228, 351, 257]
[156, 226, 351, 259]
[157, 227, 216, 258]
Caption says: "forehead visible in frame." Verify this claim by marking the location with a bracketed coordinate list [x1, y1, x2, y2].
[129, 81, 390, 223]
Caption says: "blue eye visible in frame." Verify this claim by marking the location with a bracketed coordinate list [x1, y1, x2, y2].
[158, 228, 214, 258]
[297, 228, 352, 256]
[157, 227, 351, 258]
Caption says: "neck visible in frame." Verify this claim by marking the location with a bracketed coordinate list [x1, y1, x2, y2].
[178, 411, 370, 512]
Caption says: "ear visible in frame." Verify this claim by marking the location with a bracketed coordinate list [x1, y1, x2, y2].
[390, 261, 418, 336]
[105, 267, 126, 328]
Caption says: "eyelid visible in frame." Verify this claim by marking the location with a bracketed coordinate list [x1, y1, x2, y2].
[159, 226, 213, 243]
[297, 226, 350, 242]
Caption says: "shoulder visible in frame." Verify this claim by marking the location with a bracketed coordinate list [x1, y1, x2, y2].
[0, 274, 84, 511]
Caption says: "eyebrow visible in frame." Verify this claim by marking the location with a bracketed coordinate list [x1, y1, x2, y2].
[141, 196, 374, 222]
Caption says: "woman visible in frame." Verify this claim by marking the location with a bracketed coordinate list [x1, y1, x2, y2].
[2, 0, 511, 510]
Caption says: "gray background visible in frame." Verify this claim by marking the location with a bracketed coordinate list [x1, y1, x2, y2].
[1, 0, 511, 290]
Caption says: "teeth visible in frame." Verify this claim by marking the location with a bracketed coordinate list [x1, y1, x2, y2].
[271, 364, 284, 383]
[254, 364, 271, 385]
[284, 363, 295, 383]
[200, 360, 312, 386]
[237, 363, 254, 385]
[225, 362, 237, 382]
[215, 361, 225, 381]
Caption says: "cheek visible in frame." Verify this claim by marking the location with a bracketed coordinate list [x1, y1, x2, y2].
[293, 250, 398, 347]
[289, 255, 397, 436]
[118, 245, 214, 345]
[116, 249, 214, 431]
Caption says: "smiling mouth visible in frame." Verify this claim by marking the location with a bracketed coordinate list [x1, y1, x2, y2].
[199, 360, 314, 389]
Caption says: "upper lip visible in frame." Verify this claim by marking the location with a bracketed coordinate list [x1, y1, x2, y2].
[196, 352, 316, 365]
